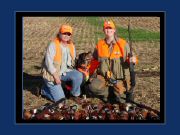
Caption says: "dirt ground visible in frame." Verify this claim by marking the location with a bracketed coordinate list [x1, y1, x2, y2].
[23, 17, 160, 111]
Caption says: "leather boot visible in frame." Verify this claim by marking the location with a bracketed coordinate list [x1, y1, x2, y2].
[126, 91, 134, 103]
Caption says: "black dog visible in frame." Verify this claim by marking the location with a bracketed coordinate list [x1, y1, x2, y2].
[76, 51, 93, 96]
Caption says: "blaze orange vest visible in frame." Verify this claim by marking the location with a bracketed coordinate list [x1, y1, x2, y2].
[53, 38, 75, 63]
[42, 38, 75, 82]
[96, 38, 126, 59]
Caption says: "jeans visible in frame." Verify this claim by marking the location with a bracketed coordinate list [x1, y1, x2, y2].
[41, 70, 83, 102]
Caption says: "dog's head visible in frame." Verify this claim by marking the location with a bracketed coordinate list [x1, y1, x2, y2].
[76, 51, 93, 82]
[76, 51, 92, 69]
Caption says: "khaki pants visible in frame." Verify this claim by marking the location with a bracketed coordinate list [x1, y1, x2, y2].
[88, 75, 131, 102]
[88, 75, 109, 101]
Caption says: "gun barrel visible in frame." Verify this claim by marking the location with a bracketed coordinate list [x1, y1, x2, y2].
[128, 18, 133, 57]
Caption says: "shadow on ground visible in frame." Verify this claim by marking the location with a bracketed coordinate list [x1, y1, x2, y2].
[23, 72, 43, 95]
[136, 71, 160, 78]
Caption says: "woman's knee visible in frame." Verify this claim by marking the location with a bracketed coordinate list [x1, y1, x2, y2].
[89, 82, 108, 95]
[72, 70, 83, 81]
[46, 83, 65, 102]
[52, 90, 65, 102]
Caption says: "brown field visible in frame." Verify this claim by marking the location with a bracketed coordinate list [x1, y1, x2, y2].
[23, 17, 160, 111]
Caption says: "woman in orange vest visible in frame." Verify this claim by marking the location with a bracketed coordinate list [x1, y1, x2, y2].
[88, 20, 137, 103]
[41, 24, 83, 102]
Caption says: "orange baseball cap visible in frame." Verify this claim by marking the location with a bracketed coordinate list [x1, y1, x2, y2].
[104, 20, 115, 29]
[59, 25, 73, 34]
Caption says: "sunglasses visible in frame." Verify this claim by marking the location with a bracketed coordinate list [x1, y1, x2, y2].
[104, 27, 113, 29]
[62, 32, 71, 36]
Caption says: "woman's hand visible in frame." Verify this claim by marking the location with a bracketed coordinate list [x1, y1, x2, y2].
[130, 56, 137, 64]
[53, 73, 61, 85]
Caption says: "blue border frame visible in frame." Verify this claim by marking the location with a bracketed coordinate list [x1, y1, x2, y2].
[2, 0, 180, 134]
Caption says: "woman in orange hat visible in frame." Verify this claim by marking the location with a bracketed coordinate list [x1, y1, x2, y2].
[41, 24, 83, 102]
[88, 20, 137, 103]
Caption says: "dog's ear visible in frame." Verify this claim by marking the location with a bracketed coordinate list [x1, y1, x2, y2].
[87, 51, 92, 55]
[74, 57, 79, 68]
[86, 51, 93, 60]
[77, 53, 85, 66]
[79, 53, 86, 61]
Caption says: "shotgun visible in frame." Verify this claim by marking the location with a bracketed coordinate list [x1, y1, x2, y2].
[128, 18, 136, 88]
[125, 18, 136, 102]
[114, 18, 136, 102]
